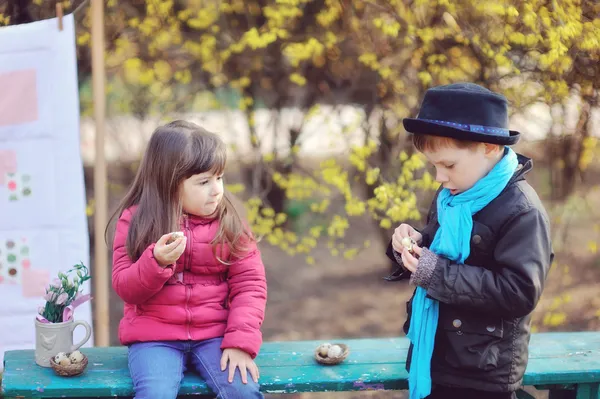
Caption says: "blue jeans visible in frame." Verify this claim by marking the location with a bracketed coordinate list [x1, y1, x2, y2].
[128, 338, 264, 399]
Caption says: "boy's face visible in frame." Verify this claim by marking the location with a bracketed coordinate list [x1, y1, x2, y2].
[423, 143, 503, 195]
[180, 171, 224, 217]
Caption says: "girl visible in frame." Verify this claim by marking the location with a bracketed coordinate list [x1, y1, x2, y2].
[108, 120, 267, 399]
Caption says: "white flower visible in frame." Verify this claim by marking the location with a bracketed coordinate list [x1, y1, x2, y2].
[56, 293, 69, 305]
[51, 278, 62, 289]
[43, 292, 54, 302]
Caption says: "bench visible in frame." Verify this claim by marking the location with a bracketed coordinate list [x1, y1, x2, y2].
[2, 332, 600, 398]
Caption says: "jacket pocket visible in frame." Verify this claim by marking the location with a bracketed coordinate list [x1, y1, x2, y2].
[439, 307, 504, 372]
[467, 221, 495, 264]
[126, 305, 143, 325]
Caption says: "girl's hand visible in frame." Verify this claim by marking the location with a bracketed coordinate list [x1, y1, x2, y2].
[401, 245, 423, 273]
[392, 224, 423, 253]
[153, 233, 187, 267]
[221, 348, 259, 384]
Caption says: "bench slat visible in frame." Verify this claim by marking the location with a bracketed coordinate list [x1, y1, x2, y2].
[524, 332, 600, 386]
[3, 332, 600, 398]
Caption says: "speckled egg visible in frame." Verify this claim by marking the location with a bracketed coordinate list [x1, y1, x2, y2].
[54, 352, 69, 364]
[317, 343, 331, 357]
[59, 357, 72, 366]
[327, 345, 343, 358]
[69, 350, 84, 364]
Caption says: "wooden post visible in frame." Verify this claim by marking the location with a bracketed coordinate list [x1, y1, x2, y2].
[91, 0, 109, 347]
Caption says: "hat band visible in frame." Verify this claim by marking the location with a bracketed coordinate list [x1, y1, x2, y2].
[421, 119, 510, 137]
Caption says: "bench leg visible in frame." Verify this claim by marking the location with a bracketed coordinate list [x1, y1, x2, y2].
[574, 383, 600, 399]
[549, 388, 576, 399]
[549, 384, 600, 399]
[516, 389, 536, 399]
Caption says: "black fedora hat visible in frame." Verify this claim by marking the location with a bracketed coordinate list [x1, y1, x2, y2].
[403, 83, 520, 145]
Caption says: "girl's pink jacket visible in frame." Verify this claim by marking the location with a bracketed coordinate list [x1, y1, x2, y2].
[112, 206, 267, 358]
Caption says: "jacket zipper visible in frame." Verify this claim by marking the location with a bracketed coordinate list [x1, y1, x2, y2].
[185, 216, 192, 271]
[183, 214, 192, 340]
[185, 285, 192, 340]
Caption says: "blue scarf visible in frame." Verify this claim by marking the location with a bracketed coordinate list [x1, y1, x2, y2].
[407, 147, 518, 399]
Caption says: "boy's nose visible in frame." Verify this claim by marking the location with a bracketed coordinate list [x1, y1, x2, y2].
[436, 171, 448, 183]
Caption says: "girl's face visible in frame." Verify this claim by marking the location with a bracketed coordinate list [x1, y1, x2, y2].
[180, 171, 224, 217]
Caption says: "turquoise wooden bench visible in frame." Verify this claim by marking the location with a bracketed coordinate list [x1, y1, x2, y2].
[2, 332, 600, 398]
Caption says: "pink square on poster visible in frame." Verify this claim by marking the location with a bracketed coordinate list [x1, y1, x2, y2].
[21, 268, 50, 298]
[0, 150, 17, 185]
[0, 69, 39, 127]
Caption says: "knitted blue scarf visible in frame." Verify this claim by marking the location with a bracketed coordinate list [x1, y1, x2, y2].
[407, 147, 518, 399]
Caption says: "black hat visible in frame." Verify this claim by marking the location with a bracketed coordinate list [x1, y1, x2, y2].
[403, 83, 520, 145]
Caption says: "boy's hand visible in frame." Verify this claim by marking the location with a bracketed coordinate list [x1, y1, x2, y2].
[221, 348, 260, 384]
[401, 245, 423, 273]
[153, 233, 187, 267]
[392, 224, 423, 253]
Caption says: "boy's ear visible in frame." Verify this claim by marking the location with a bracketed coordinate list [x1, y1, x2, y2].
[483, 143, 502, 156]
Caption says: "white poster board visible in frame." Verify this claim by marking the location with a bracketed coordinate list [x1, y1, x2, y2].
[0, 14, 93, 369]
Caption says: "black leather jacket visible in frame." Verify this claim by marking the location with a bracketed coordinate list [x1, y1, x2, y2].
[386, 154, 553, 392]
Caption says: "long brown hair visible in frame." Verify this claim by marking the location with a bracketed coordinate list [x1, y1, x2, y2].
[106, 120, 253, 263]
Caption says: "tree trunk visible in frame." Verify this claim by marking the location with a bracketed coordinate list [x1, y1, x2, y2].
[6, 0, 33, 25]
[551, 101, 591, 201]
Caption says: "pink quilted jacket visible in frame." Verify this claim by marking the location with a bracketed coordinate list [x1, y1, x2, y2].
[112, 206, 267, 358]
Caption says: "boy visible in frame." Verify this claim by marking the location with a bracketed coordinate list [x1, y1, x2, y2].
[386, 83, 553, 399]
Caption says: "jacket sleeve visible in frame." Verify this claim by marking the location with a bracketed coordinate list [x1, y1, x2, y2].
[111, 208, 174, 304]
[221, 241, 267, 358]
[424, 206, 553, 318]
[385, 240, 411, 281]
[384, 191, 439, 281]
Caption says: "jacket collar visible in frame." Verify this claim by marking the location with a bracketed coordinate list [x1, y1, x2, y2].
[509, 153, 533, 185]
[182, 212, 217, 226]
